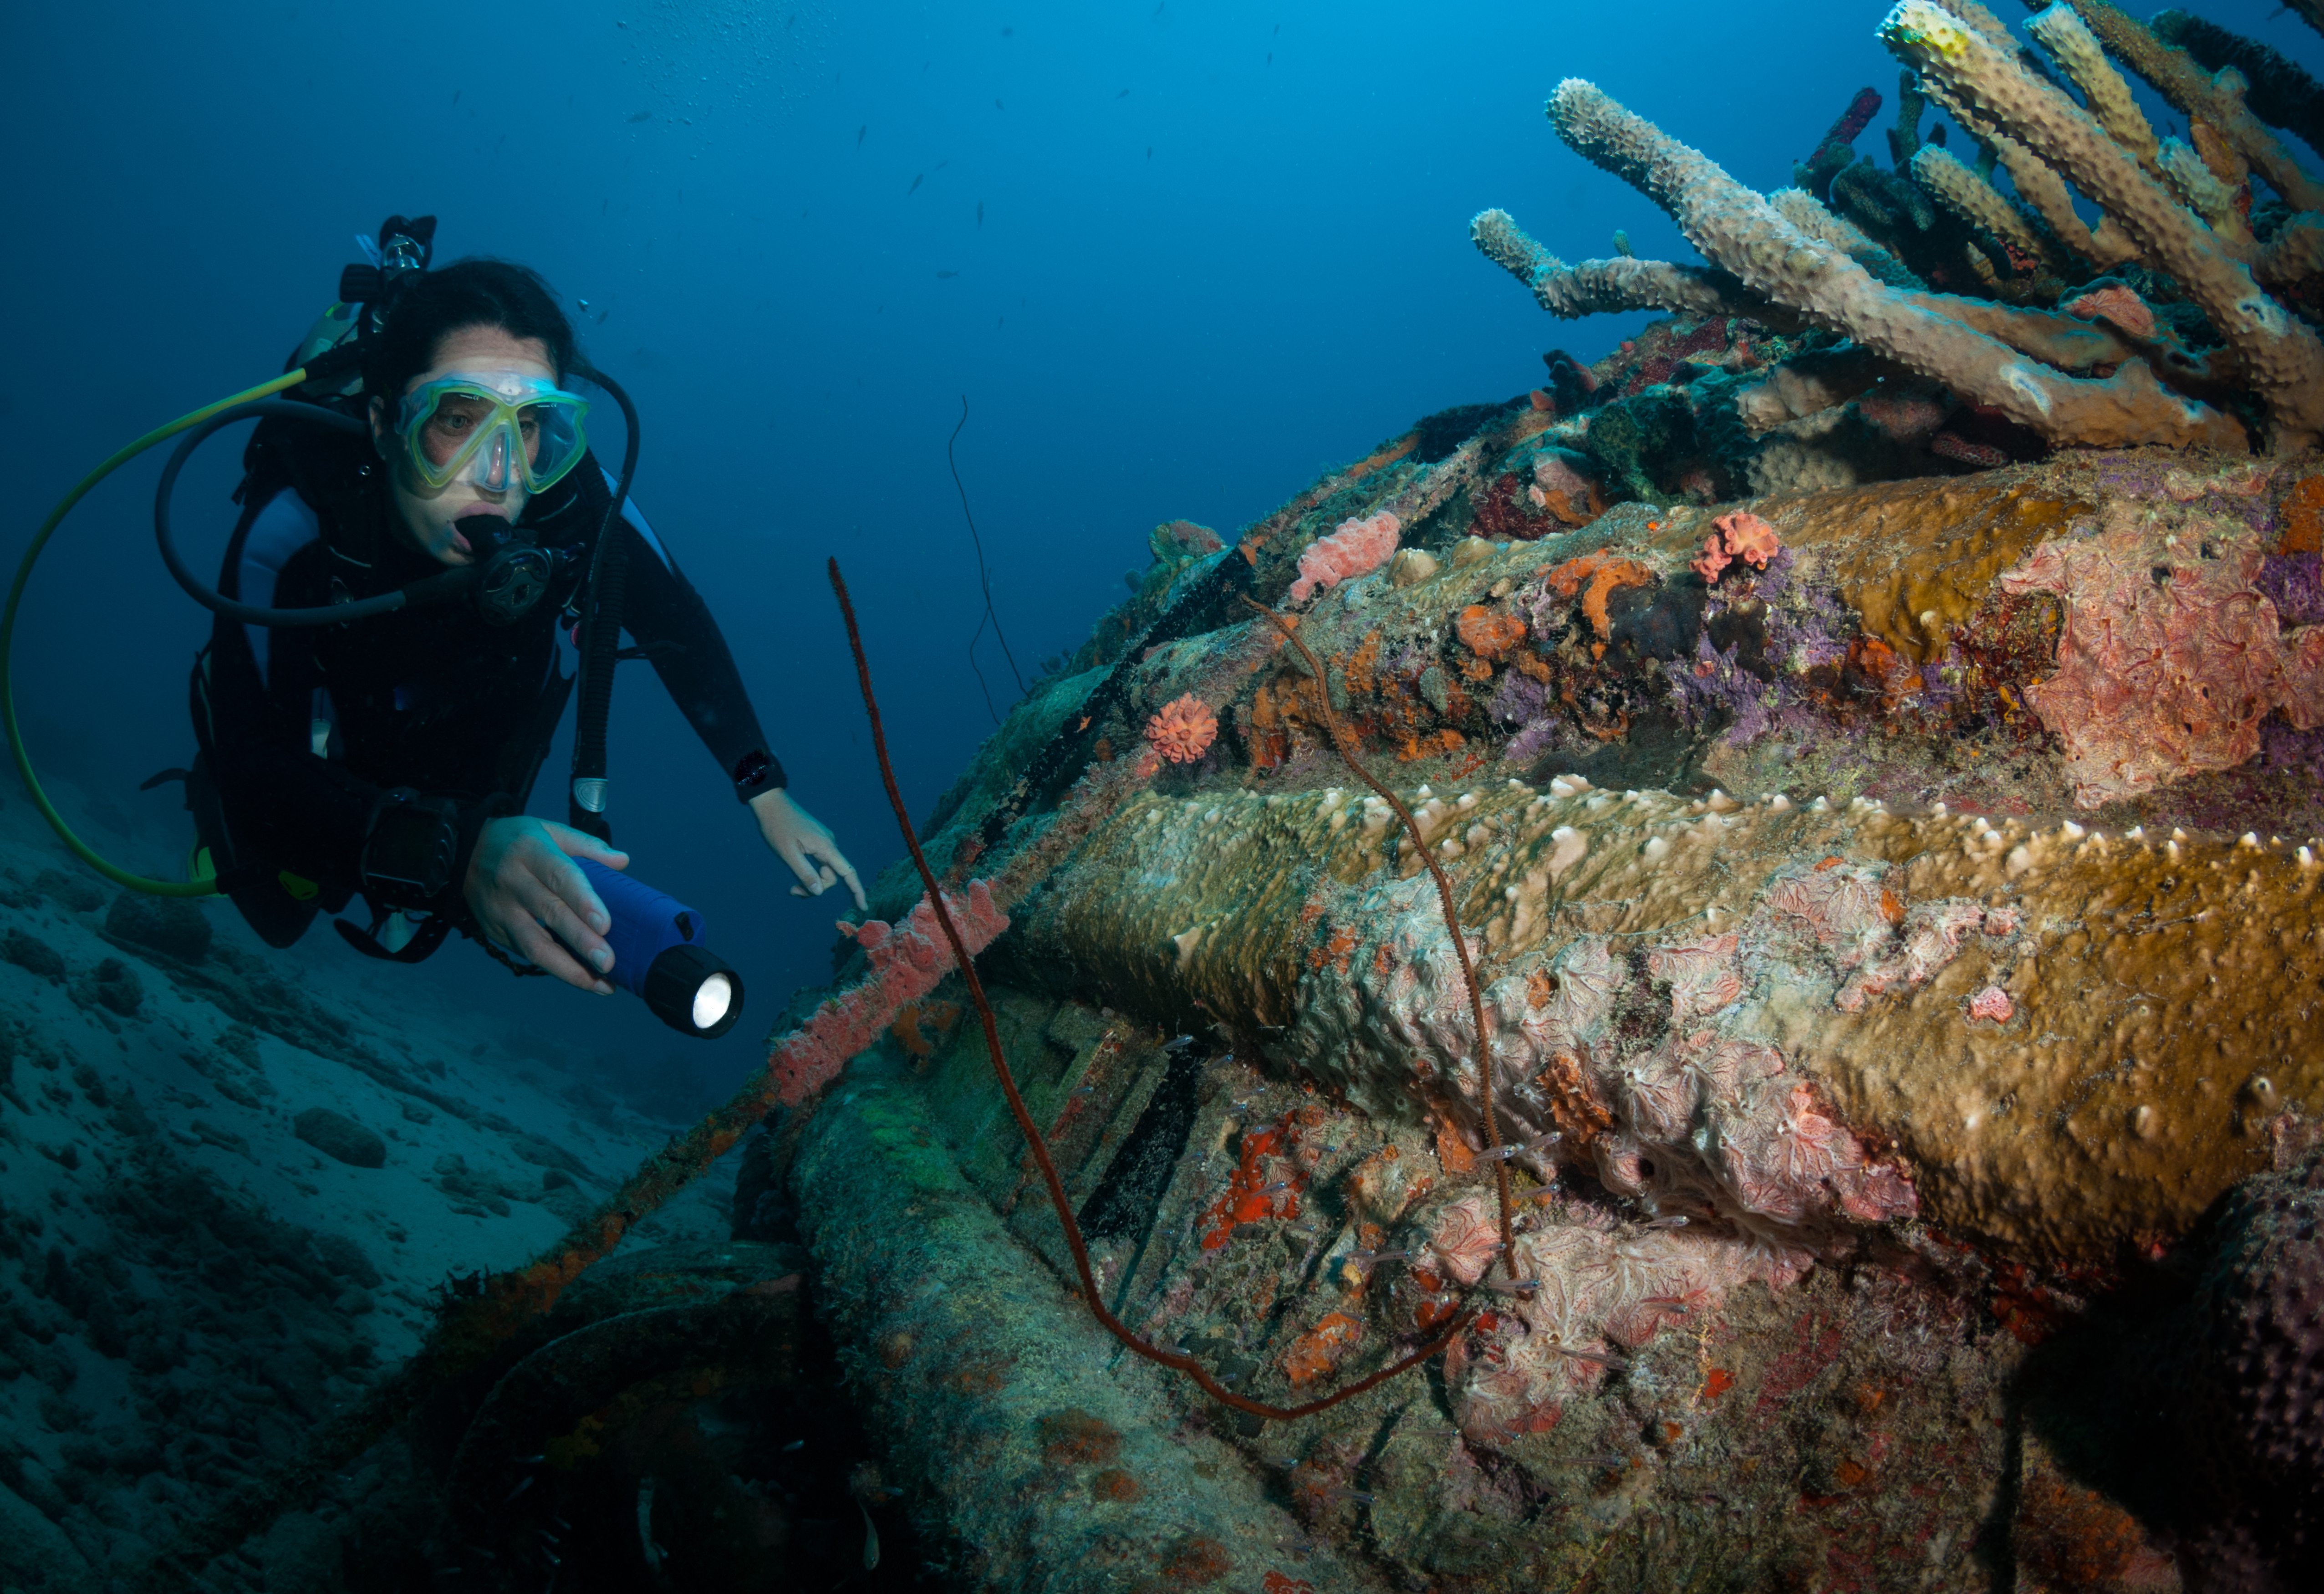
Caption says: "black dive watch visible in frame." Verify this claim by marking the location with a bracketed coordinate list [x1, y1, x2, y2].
[359, 788, 463, 908]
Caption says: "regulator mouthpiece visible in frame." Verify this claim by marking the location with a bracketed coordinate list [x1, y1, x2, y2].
[574, 858, 744, 1038]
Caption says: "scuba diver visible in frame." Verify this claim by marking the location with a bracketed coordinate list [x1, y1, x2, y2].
[178, 230, 866, 994]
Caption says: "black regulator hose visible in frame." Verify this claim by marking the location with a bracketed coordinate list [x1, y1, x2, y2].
[153, 400, 477, 625]
[566, 364, 641, 840]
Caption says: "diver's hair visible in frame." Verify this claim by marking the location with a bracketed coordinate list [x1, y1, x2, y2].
[362, 257, 581, 399]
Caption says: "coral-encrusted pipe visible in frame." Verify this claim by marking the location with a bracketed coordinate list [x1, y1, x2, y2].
[768, 881, 1010, 1107]
[827, 557, 1472, 1422]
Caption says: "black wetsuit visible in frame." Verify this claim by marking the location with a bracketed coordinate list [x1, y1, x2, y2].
[191, 412, 783, 949]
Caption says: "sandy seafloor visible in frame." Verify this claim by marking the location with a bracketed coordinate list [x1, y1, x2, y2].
[0, 771, 739, 1590]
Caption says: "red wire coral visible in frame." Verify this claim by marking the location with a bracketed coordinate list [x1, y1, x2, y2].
[1144, 693, 1219, 764]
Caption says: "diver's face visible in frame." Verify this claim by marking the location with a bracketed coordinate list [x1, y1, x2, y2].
[369, 325, 557, 567]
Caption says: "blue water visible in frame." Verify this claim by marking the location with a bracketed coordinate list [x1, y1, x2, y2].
[3, 0, 2318, 1092]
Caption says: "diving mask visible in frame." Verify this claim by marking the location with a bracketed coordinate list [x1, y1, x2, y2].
[394, 371, 589, 495]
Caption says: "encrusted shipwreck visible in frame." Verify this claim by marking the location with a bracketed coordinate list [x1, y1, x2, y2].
[165, 4, 2324, 1589]
[749, 6, 2324, 1589]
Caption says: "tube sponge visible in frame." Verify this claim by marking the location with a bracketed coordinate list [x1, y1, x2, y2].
[1543, 77, 2246, 450]
[2043, 0, 2324, 214]
[1909, 144, 2059, 270]
[2025, 2, 2161, 177]
[1883, 0, 2324, 450]
[1469, 209, 1772, 323]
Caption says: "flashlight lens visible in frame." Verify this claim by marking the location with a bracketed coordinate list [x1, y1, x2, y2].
[693, 972, 734, 1031]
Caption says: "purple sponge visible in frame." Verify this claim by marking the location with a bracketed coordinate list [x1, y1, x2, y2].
[2172, 1138, 2324, 1588]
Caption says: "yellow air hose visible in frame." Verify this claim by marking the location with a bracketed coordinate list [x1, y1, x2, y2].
[2, 368, 312, 897]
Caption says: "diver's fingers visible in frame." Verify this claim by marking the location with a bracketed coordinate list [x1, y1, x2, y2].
[512, 851, 613, 968]
[529, 837, 614, 937]
[543, 820, 630, 871]
[776, 838, 826, 895]
[504, 912, 612, 993]
[532, 884, 615, 976]
[826, 853, 867, 912]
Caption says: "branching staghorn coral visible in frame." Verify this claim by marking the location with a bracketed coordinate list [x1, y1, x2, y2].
[1476, 77, 2248, 451]
[1886, 0, 2324, 451]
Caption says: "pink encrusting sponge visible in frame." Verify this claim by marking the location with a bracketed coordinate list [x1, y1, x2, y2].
[769, 879, 1009, 1105]
[1288, 511, 1402, 604]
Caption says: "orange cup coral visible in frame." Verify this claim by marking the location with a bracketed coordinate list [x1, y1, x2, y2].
[1690, 510, 1782, 582]
[1146, 693, 1219, 764]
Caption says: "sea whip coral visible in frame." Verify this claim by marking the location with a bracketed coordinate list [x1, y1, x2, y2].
[1145, 693, 1218, 764]
[1288, 511, 1402, 604]
[1690, 510, 1782, 582]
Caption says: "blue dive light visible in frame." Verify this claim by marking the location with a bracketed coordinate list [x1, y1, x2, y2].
[574, 858, 744, 1038]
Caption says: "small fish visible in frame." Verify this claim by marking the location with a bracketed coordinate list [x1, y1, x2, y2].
[1643, 1295, 1694, 1315]
[628, 110, 652, 124]
[857, 123, 867, 147]
[1548, 1342, 1628, 1369]
[907, 173, 923, 194]
[1479, 1130, 1561, 1163]
[994, 98, 1004, 110]
[780, 1439, 805, 1452]
[1117, 87, 1131, 98]
[936, 269, 959, 279]
[1483, 1276, 1541, 1295]
[453, 88, 462, 104]
[1261, 1179, 1291, 1192]
[1330, 1487, 1376, 1505]
[1071, 1084, 1095, 1095]
[977, 200, 985, 227]
[1641, 1215, 1690, 1230]
[858, 1499, 880, 1571]
[1344, 1248, 1413, 1271]
[594, 309, 609, 323]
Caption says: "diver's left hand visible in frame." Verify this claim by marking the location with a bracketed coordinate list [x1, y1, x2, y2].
[749, 788, 867, 911]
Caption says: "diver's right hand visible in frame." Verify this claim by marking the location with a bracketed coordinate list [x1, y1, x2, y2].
[464, 816, 631, 993]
